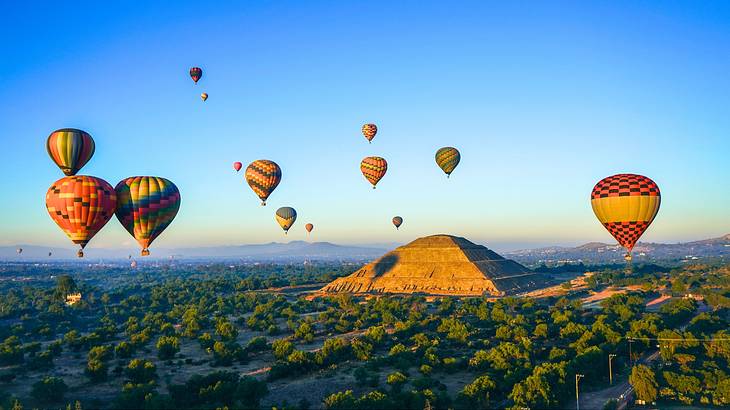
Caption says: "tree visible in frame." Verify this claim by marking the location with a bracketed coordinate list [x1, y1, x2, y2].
[156, 336, 180, 360]
[86, 358, 107, 382]
[629, 365, 658, 403]
[126, 359, 157, 384]
[215, 318, 238, 342]
[56, 275, 76, 298]
[294, 322, 314, 342]
[461, 375, 496, 409]
[603, 398, 618, 410]
[272, 339, 294, 360]
[235, 376, 268, 408]
[387, 371, 407, 392]
[323, 390, 355, 409]
[509, 362, 567, 409]
[30, 376, 67, 403]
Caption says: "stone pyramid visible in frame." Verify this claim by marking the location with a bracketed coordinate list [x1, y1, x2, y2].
[321, 234, 548, 296]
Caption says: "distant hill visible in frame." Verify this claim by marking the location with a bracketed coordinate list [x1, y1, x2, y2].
[505, 234, 730, 265]
[1, 241, 386, 262]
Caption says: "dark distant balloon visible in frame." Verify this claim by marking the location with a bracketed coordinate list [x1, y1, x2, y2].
[245, 160, 282, 205]
[362, 123, 378, 143]
[435, 147, 460, 177]
[46, 176, 117, 257]
[17, 248, 22, 254]
[115, 176, 181, 256]
[201, 92, 208, 101]
[392, 216, 403, 230]
[233, 162, 242, 172]
[46, 128, 95, 176]
[360, 156, 387, 189]
[48, 252, 52, 257]
[190, 67, 202, 83]
[275, 207, 297, 234]
[305, 223, 314, 234]
[591, 174, 660, 261]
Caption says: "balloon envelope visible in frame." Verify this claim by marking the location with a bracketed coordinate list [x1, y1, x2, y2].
[233, 162, 243, 172]
[115, 176, 181, 256]
[362, 123, 378, 143]
[190, 67, 202, 83]
[591, 174, 660, 258]
[392, 216, 403, 230]
[201, 93, 208, 101]
[245, 160, 282, 205]
[435, 147, 460, 177]
[45, 176, 117, 257]
[46, 128, 95, 176]
[276, 207, 297, 234]
[360, 156, 387, 188]
[305, 223, 314, 233]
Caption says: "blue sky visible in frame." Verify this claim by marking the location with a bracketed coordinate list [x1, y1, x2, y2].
[2, 1, 729, 252]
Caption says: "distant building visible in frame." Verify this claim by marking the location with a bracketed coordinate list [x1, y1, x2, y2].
[65, 292, 82, 306]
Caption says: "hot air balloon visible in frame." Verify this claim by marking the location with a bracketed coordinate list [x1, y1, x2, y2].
[190, 67, 202, 83]
[435, 147, 460, 178]
[131, 260, 137, 268]
[46, 128, 95, 176]
[115, 176, 181, 256]
[361, 157, 387, 189]
[233, 162, 242, 172]
[16, 248, 22, 254]
[392, 216, 403, 230]
[591, 174, 660, 261]
[245, 160, 282, 205]
[305, 223, 314, 234]
[48, 252, 52, 257]
[45, 176, 117, 257]
[275, 207, 297, 234]
[362, 123, 378, 143]
[201, 93, 208, 101]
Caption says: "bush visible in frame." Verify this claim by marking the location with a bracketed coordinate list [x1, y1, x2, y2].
[31, 376, 67, 403]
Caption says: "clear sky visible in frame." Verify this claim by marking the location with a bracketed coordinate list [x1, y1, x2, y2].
[2, 1, 729, 252]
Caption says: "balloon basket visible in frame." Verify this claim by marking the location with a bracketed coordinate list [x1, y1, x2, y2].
[141, 249, 150, 257]
[77, 250, 84, 258]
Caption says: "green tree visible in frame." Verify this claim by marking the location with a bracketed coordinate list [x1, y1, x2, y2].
[461, 375, 496, 409]
[56, 275, 76, 298]
[126, 359, 157, 384]
[156, 336, 180, 360]
[30, 376, 67, 404]
[272, 339, 294, 360]
[509, 362, 566, 409]
[215, 318, 238, 342]
[629, 365, 658, 403]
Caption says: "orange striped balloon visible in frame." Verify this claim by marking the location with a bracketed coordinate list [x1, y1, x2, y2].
[46, 128, 95, 176]
[360, 156, 387, 189]
[45, 176, 117, 257]
[245, 160, 282, 205]
[362, 123, 378, 143]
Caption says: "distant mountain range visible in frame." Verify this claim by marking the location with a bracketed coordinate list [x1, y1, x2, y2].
[1, 241, 386, 262]
[4, 234, 729, 264]
[504, 234, 730, 265]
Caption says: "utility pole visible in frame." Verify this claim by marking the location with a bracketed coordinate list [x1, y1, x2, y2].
[576, 374, 584, 410]
[609, 354, 617, 385]
[628, 338, 634, 366]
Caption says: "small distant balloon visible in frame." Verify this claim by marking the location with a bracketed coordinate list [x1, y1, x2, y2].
[362, 123, 378, 143]
[131, 260, 137, 268]
[115, 176, 181, 256]
[46, 128, 95, 176]
[233, 162, 242, 172]
[361, 156, 387, 189]
[435, 147, 461, 178]
[305, 223, 314, 234]
[190, 67, 202, 83]
[201, 93, 208, 101]
[392, 216, 403, 230]
[275, 207, 297, 234]
[48, 252, 52, 257]
[17, 248, 22, 254]
[245, 160, 282, 205]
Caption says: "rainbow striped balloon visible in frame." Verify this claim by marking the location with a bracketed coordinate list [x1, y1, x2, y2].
[360, 156, 387, 189]
[435, 147, 460, 177]
[115, 176, 181, 256]
[46, 128, 95, 176]
[275, 207, 297, 234]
